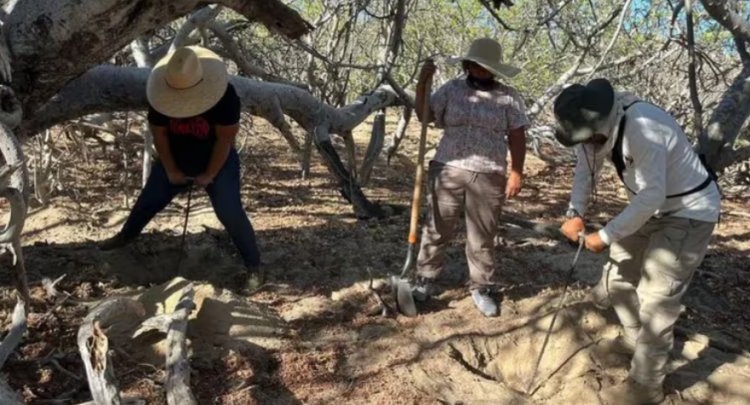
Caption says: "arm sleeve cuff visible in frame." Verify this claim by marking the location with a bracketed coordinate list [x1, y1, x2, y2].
[598, 228, 613, 246]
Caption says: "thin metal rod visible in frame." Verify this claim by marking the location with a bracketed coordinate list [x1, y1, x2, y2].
[526, 236, 585, 394]
[175, 185, 193, 272]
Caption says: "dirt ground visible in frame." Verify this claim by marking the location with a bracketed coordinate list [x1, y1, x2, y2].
[1, 115, 749, 404]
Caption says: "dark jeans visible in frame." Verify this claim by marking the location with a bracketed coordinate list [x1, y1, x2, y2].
[120, 149, 260, 267]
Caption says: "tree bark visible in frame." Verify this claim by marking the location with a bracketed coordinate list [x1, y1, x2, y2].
[685, 0, 704, 138]
[4, 0, 311, 114]
[164, 286, 197, 405]
[583, 0, 633, 81]
[359, 110, 385, 186]
[698, 0, 750, 170]
[0, 118, 30, 303]
[131, 285, 197, 405]
[700, 1, 750, 43]
[0, 378, 21, 405]
[77, 298, 146, 405]
[129, 38, 155, 188]
[375, 0, 407, 84]
[527, 51, 588, 122]
[0, 298, 26, 368]
[698, 64, 750, 170]
[386, 106, 413, 165]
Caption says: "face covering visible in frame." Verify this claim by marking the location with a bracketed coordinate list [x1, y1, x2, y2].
[466, 74, 496, 91]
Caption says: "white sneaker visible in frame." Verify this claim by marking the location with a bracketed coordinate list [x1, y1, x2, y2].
[471, 288, 498, 317]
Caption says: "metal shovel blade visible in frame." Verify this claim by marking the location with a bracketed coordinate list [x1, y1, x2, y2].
[390, 275, 417, 317]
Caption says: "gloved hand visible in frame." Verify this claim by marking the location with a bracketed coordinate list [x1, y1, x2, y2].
[561, 216, 585, 242]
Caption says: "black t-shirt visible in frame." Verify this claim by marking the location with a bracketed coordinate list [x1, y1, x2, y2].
[148, 83, 241, 176]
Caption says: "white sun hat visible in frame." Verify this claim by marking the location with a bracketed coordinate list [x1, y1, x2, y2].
[147, 46, 229, 118]
[447, 37, 521, 79]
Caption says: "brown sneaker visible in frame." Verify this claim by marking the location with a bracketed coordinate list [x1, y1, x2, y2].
[600, 378, 665, 405]
[230, 266, 265, 293]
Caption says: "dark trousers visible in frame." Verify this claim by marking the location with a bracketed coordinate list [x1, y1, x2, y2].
[120, 149, 260, 267]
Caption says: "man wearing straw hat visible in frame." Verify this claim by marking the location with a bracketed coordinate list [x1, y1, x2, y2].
[554, 78, 720, 404]
[100, 46, 262, 289]
[412, 38, 528, 317]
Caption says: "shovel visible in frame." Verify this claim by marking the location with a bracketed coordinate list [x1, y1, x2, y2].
[391, 70, 433, 317]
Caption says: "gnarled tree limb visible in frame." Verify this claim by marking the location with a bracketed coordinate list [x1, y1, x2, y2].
[77, 298, 146, 405]
[697, 0, 750, 171]
[24, 65, 403, 218]
[165, 285, 197, 405]
[0, 298, 26, 368]
[5, 0, 311, 113]
[0, 378, 21, 405]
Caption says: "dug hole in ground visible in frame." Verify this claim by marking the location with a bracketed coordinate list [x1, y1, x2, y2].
[1, 115, 749, 404]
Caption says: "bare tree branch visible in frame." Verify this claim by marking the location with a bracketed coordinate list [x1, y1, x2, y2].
[735, 36, 750, 63]
[685, 0, 704, 137]
[22, 65, 403, 218]
[527, 50, 589, 122]
[584, 0, 633, 81]
[575, 51, 643, 75]
[165, 286, 197, 405]
[698, 63, 750, 171]
[376, 0, 407, 83]
[130, 37, 154, 68]
[170, 6, 222, 51]
[478, 0, 516, 31]
[207, 21, 307, 88]
[696, 0, 750, 170]
[0, 298, 26, 368]
[6, 0, 312, 113]
[77, 298, 146, 405]
[700, 0, 750, 44]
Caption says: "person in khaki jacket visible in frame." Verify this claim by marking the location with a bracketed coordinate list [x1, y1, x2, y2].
[554, 78, 720, 404]
[412, 38, 528, 317]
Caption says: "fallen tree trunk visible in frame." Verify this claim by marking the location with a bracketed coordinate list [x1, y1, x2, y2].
[0, 298, 26, 368]
[0, 378, 22, 405]
[133, 285, 198, 405]
[77, 298, 146, 405]
[23, 65, 403, 218]
[165, 286, 197, 405]
[0, 300, 26, 405]
[5, 0, 312, 114]
[0, 124, 30, 304]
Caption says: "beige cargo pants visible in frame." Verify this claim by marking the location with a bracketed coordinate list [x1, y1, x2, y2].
[416, 162, 506, 289]
[602, 216, 715, 387]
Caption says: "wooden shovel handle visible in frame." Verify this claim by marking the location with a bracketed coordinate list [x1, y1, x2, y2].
[408, 76, 432, 244]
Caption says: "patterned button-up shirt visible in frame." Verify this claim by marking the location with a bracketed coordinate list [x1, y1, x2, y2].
[431, 78, 529, 174]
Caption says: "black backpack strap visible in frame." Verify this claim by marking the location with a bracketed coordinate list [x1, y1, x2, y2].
[666, 176, 713, 198]
[611, 101, 716, 199]
[611, 102, 639, 194]
[698, 153, 719, 182]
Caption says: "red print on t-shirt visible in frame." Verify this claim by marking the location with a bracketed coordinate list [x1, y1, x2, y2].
[169, 117, 210, 139]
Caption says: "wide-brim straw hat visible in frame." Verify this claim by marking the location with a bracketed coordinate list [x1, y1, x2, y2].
[447, 37, 521, 79]
[147, 46, 229, 118]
